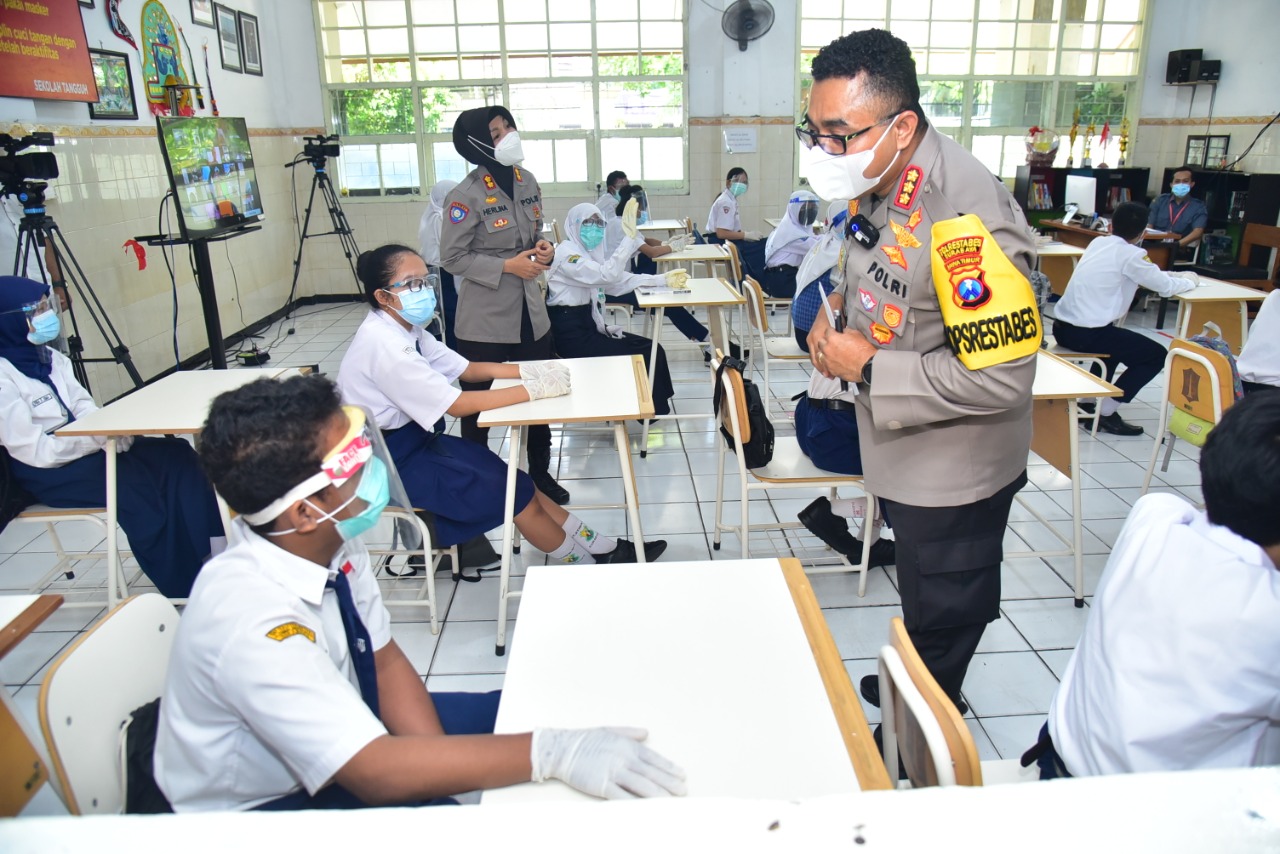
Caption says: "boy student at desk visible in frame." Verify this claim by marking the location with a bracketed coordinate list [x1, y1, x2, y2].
[155, 374, 687, 811]
[1028, 392, 1280, 779]
[1052, 201, 1200, 436]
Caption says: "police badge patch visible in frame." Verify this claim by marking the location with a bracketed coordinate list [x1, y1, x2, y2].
[449, 203, 470, 223]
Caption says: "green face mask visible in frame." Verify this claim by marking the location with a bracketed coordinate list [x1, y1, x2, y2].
[730, 181, 748, 198]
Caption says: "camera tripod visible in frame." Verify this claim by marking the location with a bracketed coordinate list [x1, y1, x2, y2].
[11, 190, 143, 392]
[286, 154, 361, 304]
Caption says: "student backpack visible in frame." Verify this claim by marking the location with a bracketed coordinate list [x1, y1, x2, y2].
[712, 354, 775, 468]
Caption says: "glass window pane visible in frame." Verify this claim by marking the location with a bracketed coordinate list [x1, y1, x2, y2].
[509, 82, 593, 130]
[327, 29, 367, 56]
[600, 137, 641, 179]
[984, 80, 1047, 127]
[930, 0, 972, 20]
[920, 80, 966, 128]
[1096, 51, 1135, 76]
[549, 22, 591, 50]
[1099, 23, 1138, 50]
[600, 81, 682, 129]
[596, 0, 637, 20]
[845, 0, 886, 15]
[319, 1, 364, 27]
[975, 21, 1015, 47]
[887, 20, 928, 48]
[371, 59, 412, 81]
[367, 27, 409, 54]
[503, 0, 547, 23]
[549, 0, 591, 19]
[456, 0, 498, 24]
[930, 22, 974, 48]
[381, 143, 420, 194]
[640, 21, 682, 50]
[364, 1, 407, 26]
[894, 0, 930, 18]
[1016, 22, 1054, 48]
[459, 56, 503, 76]
[425, 85, 495, 133]
[553, 138, 588, 183]
[802, 0, 842, 16]
[969, 135, 1005, 178]
[597, 22, 639, 51]
[336, 59, 370, 82]
[973, 49, 1013, 75]
[642, 136, 684, 181]
[508, 55, 551, 78]
[551, 53, 593, 76]
[927, 50, 971, 75]
[801, 20, 836, 47]
[1103, 0, 1140, 19]
[414, 26, 458, 54]
[411, 0, 455, 25]
[1058, 50, 1096, 76]
[505, 24, 548, 51]
[521, 138, 555, 181]
[332, 88, 416, 135]
[1056, 81, 1128, 126]
[417, 57, 460, 79]
[1013, 49, 1054, 74]
[1061, 22, 1097, 50]
[432, 141, 471, 183]
[339, 144, 381, 192]
[458, 25, 501, 53]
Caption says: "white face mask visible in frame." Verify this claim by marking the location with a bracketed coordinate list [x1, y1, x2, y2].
[494, 130, 525, 166]
[799, 117, 902, 201]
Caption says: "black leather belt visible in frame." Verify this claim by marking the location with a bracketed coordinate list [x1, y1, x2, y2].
[806, 396, 857, 412]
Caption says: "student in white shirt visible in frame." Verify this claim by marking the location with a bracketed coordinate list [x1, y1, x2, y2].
[759, 189, 820, 298]
[1238, 289, 1280, 395]
[546, 201, 680, 415]
[1028, 391, 1280, 779]
[705, 167, 767, 280]
[1052, 202, 1199, 435]
[417, 179, 459, 349]
[595, 170, 628, 218]
[337, 244, 665, 566]
[0, 276, 223, 597]
[156, 374, 686, 811]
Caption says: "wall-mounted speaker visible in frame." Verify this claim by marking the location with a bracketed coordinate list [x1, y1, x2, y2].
[1166, 49, 1202, 84]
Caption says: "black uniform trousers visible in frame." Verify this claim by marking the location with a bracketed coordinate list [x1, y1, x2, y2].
[454, 299, 555, 472]
[881, 471, 1027, 703]
[1051, 319, 1165, 404]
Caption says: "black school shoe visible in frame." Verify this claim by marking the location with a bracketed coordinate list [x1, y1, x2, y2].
[860, 674, 969, 716]
[595, 538, 669, 564]
[799, 497, 862, 556]
[1091, 412, 1144, 436]
[845, 538, 897, 569]
[531, 469, 571, 505]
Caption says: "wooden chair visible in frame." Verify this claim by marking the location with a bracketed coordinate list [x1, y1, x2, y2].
[1141, 337, 1237, 494]
[710, 355, 877, 594]
[38, 593, 178, 814]
[879, 617, 1037, 788]
[741, 275, 809, 413]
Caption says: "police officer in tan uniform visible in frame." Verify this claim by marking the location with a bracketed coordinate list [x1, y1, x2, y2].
[801, 30, 1038, 715]
[439, 106, 569, 504]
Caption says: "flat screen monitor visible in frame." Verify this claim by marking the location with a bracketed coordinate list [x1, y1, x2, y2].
[156, 116, 263, 239]
[1064, 175, 1098, 218]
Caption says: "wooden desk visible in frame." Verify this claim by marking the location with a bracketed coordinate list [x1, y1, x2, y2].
[1012, 352, 1121, 606]
[55, 368, 296, 606]
[633, 277, 746, 456]
[1172, 278, 1268, 354]
[655, 243, 733, 280]
[478, 356, 654, 655]
[484, 557, 890, 803]
[1035, 242, 1086, 297]
[637, 219, 686, 236]
[1, 594, 62, 816]
[1040, 219, 1181, 325]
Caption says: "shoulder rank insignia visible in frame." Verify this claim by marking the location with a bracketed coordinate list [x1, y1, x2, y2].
[514, 167, 524, 183]
[483, 174, 496, 190]
[895, 164, 923, 210]
[882, 245, 908, 269]
[266, 622, 316, 643]
[848, 199, 860, 219]
[449, 202, 470, 223]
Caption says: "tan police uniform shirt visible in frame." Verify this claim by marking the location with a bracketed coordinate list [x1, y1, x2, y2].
[835, 126, 1038, 507]
[439, 165, 549, 344]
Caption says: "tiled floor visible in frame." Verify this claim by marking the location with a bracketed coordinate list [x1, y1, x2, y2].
[3, 296, 1203, 814]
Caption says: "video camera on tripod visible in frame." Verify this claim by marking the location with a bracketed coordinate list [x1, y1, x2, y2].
[295, 133, 341, 167]
[0, 132, 59, 210]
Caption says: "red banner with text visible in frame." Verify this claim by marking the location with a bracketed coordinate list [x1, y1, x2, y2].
[0, 0, 96, 102]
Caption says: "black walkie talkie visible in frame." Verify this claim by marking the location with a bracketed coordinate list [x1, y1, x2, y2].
[832, 308, 849, 392]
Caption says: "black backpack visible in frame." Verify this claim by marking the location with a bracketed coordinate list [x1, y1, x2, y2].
[712, 355, 775, 468]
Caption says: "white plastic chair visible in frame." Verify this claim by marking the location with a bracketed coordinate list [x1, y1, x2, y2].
[11, 505, 135, 607]
[710, 355, 877, 595]
[38, 593, 179, 814]
[741, 274, 810, 413]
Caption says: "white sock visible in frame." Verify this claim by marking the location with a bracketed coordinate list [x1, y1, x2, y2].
[547, 535, 596, 564]
[1101, 398, 1121, 417]
[829, 499, 857, 518]
[562, 514, 616, 555]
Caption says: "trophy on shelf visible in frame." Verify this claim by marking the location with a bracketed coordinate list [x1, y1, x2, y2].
[1118, 118, 1130, 167]
[1067, 107, 1080, 167]
[1081, 120, 1096, 167]
[1097, 121, 1111, 169]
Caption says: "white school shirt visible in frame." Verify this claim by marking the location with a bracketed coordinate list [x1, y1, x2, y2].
[1054, 234, 1197, 328]
[155, 520, 393, 811]
[546, 234, 648, 306]
[0, 350, 117, 467]
[1238, 289, 1280, 387]
[337, 309, 469, 431]
[595, 191, 618, 219]
[1048, 493, 1280, 777]
[705, 188, 741, 235]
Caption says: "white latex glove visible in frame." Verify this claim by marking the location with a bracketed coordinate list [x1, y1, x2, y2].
[664, 269, 690, 288]
[743, 230, 764, 241]
[621, 198, 640, 239]
[531, 727, 687, 800]
[523, 371, 571, 400]
[664, 233, 691, 253]
[520, 361, 571, 384]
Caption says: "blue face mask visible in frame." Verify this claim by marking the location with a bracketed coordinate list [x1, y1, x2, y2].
[27, 309, 60, 345]
[1171, 183, 1191, 198]
[579, 223, 606, 250]
[393, 287, 437, 327]
[730, 181, 748, 198]
[333, 456, 390, 541]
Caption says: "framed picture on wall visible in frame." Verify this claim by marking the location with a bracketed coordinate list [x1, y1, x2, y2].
[190, 0, 214, 28]
[238, 11, 262, 76]
[1205, 135, 1231, 168]
[87, 49, 138, 120]
[79, 0, 95, 8]
[1184, 136, 1208, 168]
[215, 4, 242, 72]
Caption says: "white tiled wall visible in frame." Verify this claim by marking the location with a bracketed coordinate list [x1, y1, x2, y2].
[1130, 121, 1280, 196]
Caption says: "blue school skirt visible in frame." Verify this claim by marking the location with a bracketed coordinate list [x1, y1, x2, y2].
[382, 421, 536, 547]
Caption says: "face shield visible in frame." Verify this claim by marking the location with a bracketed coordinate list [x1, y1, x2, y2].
[7, 292, 62, 347]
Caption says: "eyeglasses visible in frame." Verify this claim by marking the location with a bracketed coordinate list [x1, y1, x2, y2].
[795, 115, 897, 155]
[386, 276, 431, 293]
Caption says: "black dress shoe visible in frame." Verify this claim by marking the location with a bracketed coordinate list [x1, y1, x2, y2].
[860, 674, 968, 715]
[1093, 412, 1144, 436]
[531, 469, 571, 505]
[843, 537, 897, 567]
[799, 497, 862, 555]
[596, 538, 668, 564]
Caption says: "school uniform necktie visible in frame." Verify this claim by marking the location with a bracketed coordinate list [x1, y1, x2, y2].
[327, 568, 380, 719]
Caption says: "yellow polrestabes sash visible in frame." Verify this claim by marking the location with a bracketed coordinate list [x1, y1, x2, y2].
[930, 214, 1042, 370]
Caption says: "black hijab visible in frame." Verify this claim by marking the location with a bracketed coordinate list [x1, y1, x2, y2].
[0, 276, 54, 383]
[452, 106, 518, 199]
